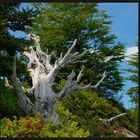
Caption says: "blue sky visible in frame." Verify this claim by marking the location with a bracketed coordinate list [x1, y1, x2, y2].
[98, 3, 138, 109]
[99, 3, 138, 47]
[10, 3, 138, 109]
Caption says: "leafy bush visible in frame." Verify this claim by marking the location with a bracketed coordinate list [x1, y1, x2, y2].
[61, 89, 127, 137]
[0, 113, 44, 137]
[0, 105, 90, 138]
[123, 109, 138, 134]
[0, 81, 24, 118]
[0, 78, 136, 138]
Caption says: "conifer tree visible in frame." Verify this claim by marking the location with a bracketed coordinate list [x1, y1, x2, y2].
[30, 3, 125, 98]
[125, 52, 138, 105]
[0, 3, 37, 78]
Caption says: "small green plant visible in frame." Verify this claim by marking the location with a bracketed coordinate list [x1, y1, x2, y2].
[0, 112, 45, 137]
[0, 81, 23, 118]
[0, 105, 90, 138]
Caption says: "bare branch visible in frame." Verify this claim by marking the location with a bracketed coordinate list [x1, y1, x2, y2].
[90, 71, 106, 88]
[58, 70, 76, 100]
[18, 32, 109, 123]
[57, 52, 63, 62]
[77, 71, 107, 90]
[67, 70, 76, 80]
[108, 113, 126, 122]
[11, 55, 36, 114]
[76, 65, 84, 83]
[72, 60, 87, 64]
[58, 67, 106, 100]
[46, 39, 86, 84]
[103, 56, 114, 62]
[99, 113, 127, 127]
[66, 39, 77, 54]
[58, 39, 80, 67]
[4, 77, 12, 88]
[49, 40, 85, 82]
[77, 83, 92, 90]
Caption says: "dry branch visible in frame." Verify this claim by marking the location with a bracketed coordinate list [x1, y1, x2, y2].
[11, 32, 109, 123]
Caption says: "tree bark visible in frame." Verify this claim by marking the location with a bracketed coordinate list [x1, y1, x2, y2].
[12, 32, 108, 123]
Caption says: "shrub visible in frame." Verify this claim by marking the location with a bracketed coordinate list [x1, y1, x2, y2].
[0, 106, 90, 138]
[61, 89, 127, 137]
[123, 109, 138, 134]
[0, 113, 44, 137]
[0, 81, 23, 118]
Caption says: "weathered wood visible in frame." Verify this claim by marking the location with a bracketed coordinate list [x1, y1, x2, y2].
[114, 127, 138, 138]
[99, 113, 126, 127]
[11, 55, 36, 114]
[12, 32, 107, 123]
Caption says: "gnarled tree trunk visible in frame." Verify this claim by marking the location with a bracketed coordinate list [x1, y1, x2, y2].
[11, 32, 108, 123]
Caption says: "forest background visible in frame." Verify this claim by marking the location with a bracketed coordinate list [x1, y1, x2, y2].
[0, 2, 138, 138]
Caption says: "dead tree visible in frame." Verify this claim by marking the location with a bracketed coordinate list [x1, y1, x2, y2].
[11, 32, 108, 123]
[99, 113, 126, 127]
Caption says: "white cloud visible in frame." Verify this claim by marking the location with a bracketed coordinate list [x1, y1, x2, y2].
[124, 46, 138, 61]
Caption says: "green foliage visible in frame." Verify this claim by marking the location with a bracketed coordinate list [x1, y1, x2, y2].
[0, 78, 132, 137]
[40, 102, 90, 137]
[100, 126, 125, 137]
[125, 52, 138, 104]
[123, 109, 138, 134]
[0, 81, 23, 118]
[0, 112, 45, 137]
[0, 3, 37, 79]
[63, 89, 121, 118]
[121, 53, 138, 135]
[0, 109, 89, 138]
[31, 3, 125, 99]
[0, 3, 136, 138]
[57, 84, 126, 137]
[107, 98, 126, 112]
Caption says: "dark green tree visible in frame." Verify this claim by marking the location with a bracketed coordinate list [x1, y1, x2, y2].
[123, 52, 138, 135]
[0, 3, 38, 117]
[30, 3, 124, 99]
[0, 3, 37, 79]
[125, 52, 138, 105]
